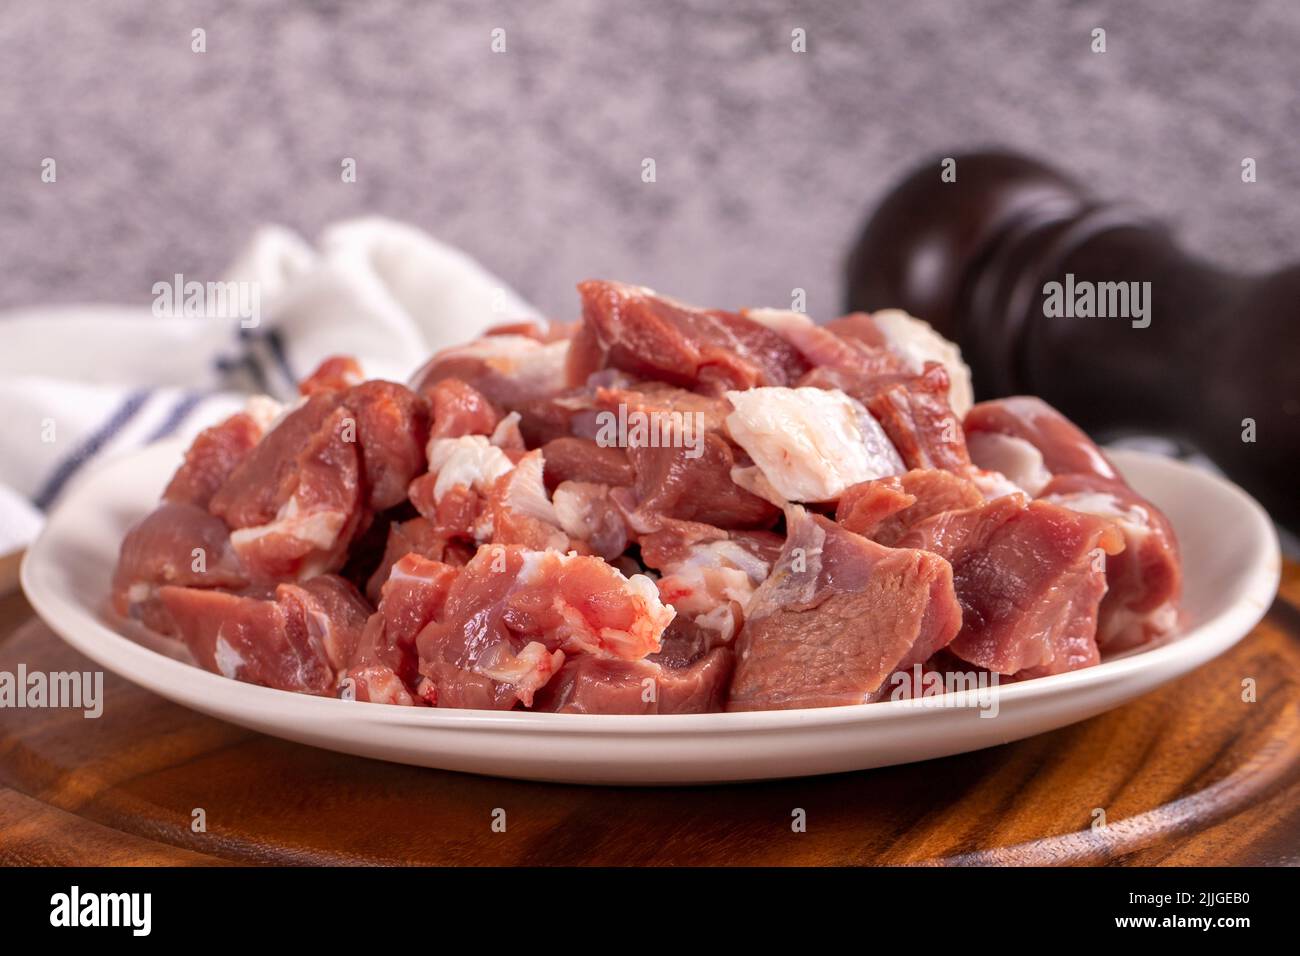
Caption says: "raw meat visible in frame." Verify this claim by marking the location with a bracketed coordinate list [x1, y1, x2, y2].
[895, 497, 1125, 677]
[163, 409, 266, 509]
[425, 377, 503, 439]
[111, 502, 249, 635]
[411, 333, 569, 408]
[1040, 474, 1181, 650]
[364, 515, 473, 602]
[300, 356, 364, 395]
[534, 649, 733, 714]
[727, 507, 963, 711]
[964, 396, 1120, 482]
[640, 518, 783, 648]
[568, 280, 811, 393]
[966, 396, 1181, 649]
[415, 545, 674, 709]
[725, 386, 905, 502]
[742, 308, 900, 376]
[837, 469, 984, 546]
[159, 574, 372, 695]
[867, 309, 975, 418]
[540, 437, 635, 488]
[215, 400, 366, 582]
[112, 279, 1182, 715]
[346, 554, 460, 705]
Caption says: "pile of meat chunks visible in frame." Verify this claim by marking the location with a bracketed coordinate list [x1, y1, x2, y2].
[112, 280, 1182, 713]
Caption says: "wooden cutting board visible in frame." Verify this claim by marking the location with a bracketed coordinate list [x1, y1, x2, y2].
[2, 563, 1298, 866]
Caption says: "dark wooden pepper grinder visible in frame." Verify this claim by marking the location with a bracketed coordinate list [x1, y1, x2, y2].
[845, 152, 1300, 532]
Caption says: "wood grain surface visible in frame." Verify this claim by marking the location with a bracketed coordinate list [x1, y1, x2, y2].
[2, 564, 1298, 867]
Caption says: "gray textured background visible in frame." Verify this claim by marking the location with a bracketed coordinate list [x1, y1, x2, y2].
[3, 0, 1297, 321]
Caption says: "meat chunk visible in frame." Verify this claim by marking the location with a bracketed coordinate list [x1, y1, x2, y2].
[163, 409, 266, 509]
[569, 381, 778, 529]
[415, 546, 675, 709]
[965, 431, 1053, 496]
[568, 280, 811, 393]
[347, 554, 460, 705]
[742, 308, 902, 376]
[214, 399, 366, 582]
[364, 515, 473, 602]
[425, 377, 503, 439]
[837, 469, 985, 546]
[551, 481, 629, 558]
[626, 430, 779, 529]
[300, 355, 364, 395]
[407, 431, 520, 541]
[285, 360, 430, 513]
[1040, 474, 1182, 651]
[512, 369, 636, 447]
[895, 497, 1125, 677]
[341, 380, 429, 511]
[111, 502, 250, 635]
[410, 334, 569, 408]
[724, 386, 905, 502]
[159, 575, 372, 695]
[541, 437, 636, 488]
[483, 449, 570, 551]
[483, 318, 576, 342]
[865, 309, 975, 418]
[640, 518, 783, 647]
[823, 312, 890, 348]
[965, 396, 1181, 650]
[727, 507, 963, 711]
[863, 363, 970, 472]
[964, 396, 1120, 482]
[534, 649, 733, 714]
[796, 359, 968, 473]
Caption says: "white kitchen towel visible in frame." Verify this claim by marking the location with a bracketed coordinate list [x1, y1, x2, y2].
[0, 217, 538, 556]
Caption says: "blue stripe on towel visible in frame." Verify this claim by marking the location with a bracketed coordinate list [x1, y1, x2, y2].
[34, 388, 153, 510]
[265, 328, 297, 392]
[144, 391, 207, 443]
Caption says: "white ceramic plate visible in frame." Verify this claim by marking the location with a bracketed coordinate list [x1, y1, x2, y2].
[21, 442, 1280, 785]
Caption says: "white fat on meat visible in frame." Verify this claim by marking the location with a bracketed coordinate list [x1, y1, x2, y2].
[966, 467, 1029, 502]
[730, 465, 790, 508]
[516, 550, 674, 659]
[497, 451, 559, 524]
[476, 641, 565, 708]
[452, 334, 569, 398]
[489, 411, 525, 448]
[744, 506, 827, 621]
[741, 308, 856, 367]
[1040, 489, 1171, 644]
[656, 538, 773, 642]
[967, 431, 1054, 496]
[426, 434, 515, 503]
[1042, 489, 1152, 534]
[724, 386, 905, 502]
[213, 631, 245, 680]
[870, 309, 974, 418]
[228, 494, 349, 577]
[490, 450, 568, 549]
[551, 484, 598, 539]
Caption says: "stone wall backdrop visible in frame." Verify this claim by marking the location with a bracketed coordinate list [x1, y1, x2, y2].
[2, 0, 1297, 319]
